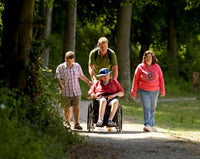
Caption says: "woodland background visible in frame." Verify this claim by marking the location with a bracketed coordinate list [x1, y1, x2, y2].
[0, 0, 200, 98]
[0, 0, 199, 158]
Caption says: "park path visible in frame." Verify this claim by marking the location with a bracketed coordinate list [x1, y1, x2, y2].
[66, 99, 200, 159]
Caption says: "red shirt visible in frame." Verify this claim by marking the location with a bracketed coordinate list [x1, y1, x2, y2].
[88, 79, 124, 98]
[131, 63, 165, 97]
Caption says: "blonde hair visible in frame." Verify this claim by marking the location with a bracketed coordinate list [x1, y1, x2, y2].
[97, 37, 108, 45]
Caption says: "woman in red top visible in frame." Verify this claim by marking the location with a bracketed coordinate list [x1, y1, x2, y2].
[88, 68, 124, 127]
[131, 50, 165, 132]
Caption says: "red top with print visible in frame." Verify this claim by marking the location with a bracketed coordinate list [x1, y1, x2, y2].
[131, 63, 165, 97]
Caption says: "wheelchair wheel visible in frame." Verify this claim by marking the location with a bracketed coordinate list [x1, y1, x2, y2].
[117, 104, 122, 132]
[87, 103, 94, 132]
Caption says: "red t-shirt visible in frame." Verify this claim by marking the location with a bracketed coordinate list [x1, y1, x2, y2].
[88, 79, 124, 98]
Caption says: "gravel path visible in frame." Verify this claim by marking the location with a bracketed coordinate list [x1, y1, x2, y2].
[67, 100, 200, 159]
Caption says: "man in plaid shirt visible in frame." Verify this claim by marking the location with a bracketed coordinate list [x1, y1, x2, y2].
[55, 51, 92, 130]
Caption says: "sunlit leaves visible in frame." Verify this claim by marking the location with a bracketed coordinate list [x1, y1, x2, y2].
[185, 0, 200, 10]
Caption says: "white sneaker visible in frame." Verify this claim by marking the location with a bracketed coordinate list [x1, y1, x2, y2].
[151, 126, 157, 132]
[143, 125, 151, 132]
[96, 119, 103, 127]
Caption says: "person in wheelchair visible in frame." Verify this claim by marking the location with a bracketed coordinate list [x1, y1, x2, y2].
[87, 68, 124, 127]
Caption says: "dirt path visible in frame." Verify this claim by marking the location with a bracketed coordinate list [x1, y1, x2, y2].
[67, 100, 200, 159]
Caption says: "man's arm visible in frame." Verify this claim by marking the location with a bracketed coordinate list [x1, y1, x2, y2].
[112, 65, 118, 80]
[80, 75, 93, 87]
[89, 64, 97, 81]
[57, 78, 65, 92]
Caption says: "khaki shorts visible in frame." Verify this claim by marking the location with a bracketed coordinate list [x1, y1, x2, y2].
[61, 95, 81, 108]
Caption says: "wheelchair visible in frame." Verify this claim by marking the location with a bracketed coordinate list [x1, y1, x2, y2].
[87, 98, 122, 132]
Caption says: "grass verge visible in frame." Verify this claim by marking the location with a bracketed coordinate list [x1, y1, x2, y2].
[121, 99, 200, 142]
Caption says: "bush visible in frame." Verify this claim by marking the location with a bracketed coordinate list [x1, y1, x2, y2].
[0, 71, 83, 159]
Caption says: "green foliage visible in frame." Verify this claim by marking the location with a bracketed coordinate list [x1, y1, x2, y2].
[164, 76, 196, 97]
[48, 34, 64, 70]
[79, 80, 91, 100]
[130, 43, 141, 75]
[185, 0, 200, 10]
[43, 0, 55, 8]
[130, 0, 161, 7]
[0, 117, 45, 159]
[0, 71, 83, 159]
[51, 0, 65, 34]
[77, 0, 118, 28]
[25, 39, 46, 99]
[48, 0, 200, 86]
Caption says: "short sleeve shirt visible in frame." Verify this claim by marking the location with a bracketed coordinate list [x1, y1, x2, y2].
[55, 62, 83, 97]
[88, 79, 124, 98]
[88, 48, 118, 75]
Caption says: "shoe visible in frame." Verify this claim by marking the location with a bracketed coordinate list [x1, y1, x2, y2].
[63, 121, 71, 129]
[96, 119, 103, 127]
[107, 120, 117, 127]
[74, 123, 83, 130]
[151, 126, 157, 132]
[143, 125, 151, 132]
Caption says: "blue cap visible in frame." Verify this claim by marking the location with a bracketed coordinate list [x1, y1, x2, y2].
[96, 68, 112, 77]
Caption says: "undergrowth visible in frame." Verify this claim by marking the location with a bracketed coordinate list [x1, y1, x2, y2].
[0, 70, 83, 159]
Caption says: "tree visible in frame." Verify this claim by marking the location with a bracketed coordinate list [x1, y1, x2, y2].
[63, 0, 77, 57]
[0, 0, 35, 89]
[138, 5, 154, 61]
[115, 1, 132, 99]
[41, 3, 53, 68]
[167, 0, 179, 77]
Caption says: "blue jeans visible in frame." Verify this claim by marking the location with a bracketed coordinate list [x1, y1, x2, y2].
[138, 89, 159, 127]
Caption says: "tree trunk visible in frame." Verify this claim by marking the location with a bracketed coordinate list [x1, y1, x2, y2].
[139, 5, 155, 62]
[139, 6, 152, 62]
[115, 1, 132, 100]
[41, 5, 53, 68]
[168, 0, 179, 77]
[0, 0, 35, 89]
[63, 0, 77, 58]
[140, 43, 150, 62]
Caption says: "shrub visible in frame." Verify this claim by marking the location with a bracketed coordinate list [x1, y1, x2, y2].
[0, 71, 83, 159]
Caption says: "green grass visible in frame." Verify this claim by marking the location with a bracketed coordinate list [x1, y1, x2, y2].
[121, 99, 200, 141]
[156, 100, 200, 130]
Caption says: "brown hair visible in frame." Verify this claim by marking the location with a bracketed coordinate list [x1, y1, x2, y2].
[142, 50, 158, 65]
[65, 51, 75, 59]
